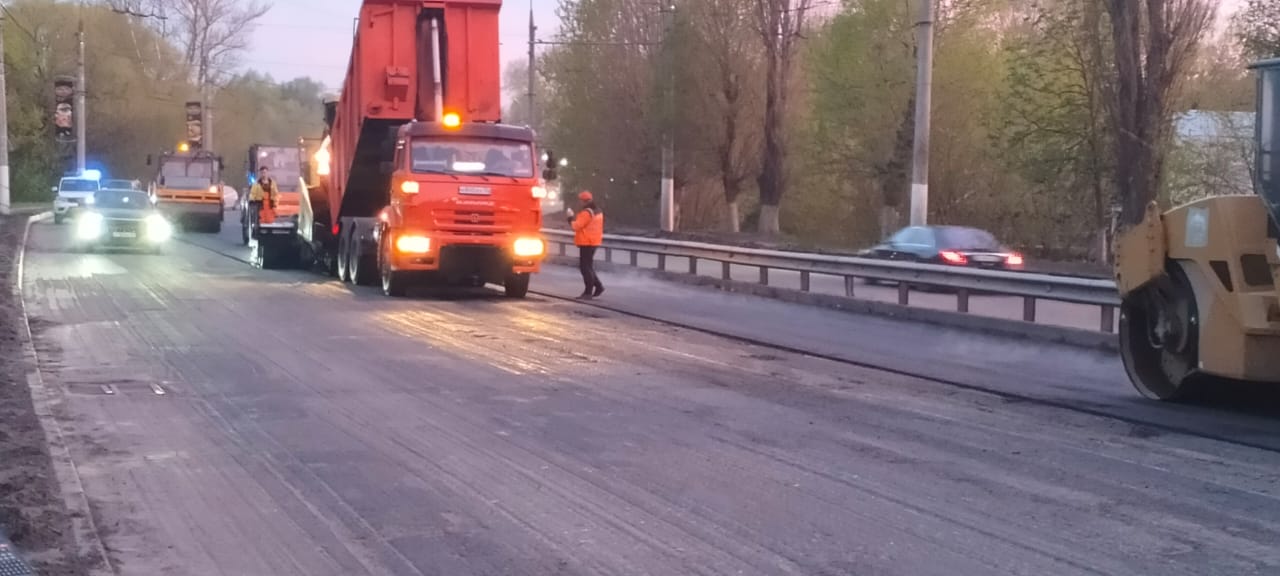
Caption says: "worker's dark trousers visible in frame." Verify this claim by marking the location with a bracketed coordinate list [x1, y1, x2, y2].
[578, 245, 603, 293]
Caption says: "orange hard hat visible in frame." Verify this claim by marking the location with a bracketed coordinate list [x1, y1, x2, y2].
[578, 190, 593, 202]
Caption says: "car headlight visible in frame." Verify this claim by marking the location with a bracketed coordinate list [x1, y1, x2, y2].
[531, 185, 547, 199]
[395, 235, 431, 253]
[145, 214, 172, 242]
[76, 212, 104, 240]
[513, 237, 545, 257]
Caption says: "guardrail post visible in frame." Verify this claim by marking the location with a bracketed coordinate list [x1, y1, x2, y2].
[897, 282, 910, 305]
[1100, 305, 1115, 333]
[604, 247, 613, 263]
[629, 251, 638, 266]
[759, 266, 769, 285]
[559, 242, 566, 256]
[844, 276, 856, 297]
[956, 288, 970, 313]
[800, 271, 810, 292]
[657, 253, 666, 271]
[722, 261, 731, 280]
[688, 257, 697, 275]
[1023, 297, 1037, 322]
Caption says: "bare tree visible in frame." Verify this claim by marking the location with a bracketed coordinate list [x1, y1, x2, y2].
[753, 0, 811, 234]
[1104, 0, 1215, 227]
[168, 0, 270, 85]
[690, 0, 762, 232]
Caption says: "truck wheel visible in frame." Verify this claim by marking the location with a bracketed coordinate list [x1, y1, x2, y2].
[504, 273, 531, 298]
[351, 247, 377, 286]
[337, 232, 352, 282]
[379, 237, 408, 297]
[241, 221, 250, 245]
[207, 216, 222, 234]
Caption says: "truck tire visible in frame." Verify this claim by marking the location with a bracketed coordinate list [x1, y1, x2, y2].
[504, 273, 531, 298]
[337, 232, 352, 283]
[350, 245, 377, 286]
[379, 236, 408, 297]
[207, 216, 222, 234]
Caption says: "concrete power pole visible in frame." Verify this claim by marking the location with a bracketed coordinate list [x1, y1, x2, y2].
[527, 4, 536, 128]
[76, 10, 87, 174]
[908, 0, 934, 227]
[0, 11, 10, 215]
[658, 2, 675, 232]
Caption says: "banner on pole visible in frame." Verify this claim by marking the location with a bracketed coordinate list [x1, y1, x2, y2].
[185, 101, 203, 149]
[53, 77, 74, 142]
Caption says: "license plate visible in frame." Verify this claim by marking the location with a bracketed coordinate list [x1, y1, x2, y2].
[972, 255, 999, 263]
[112, 231, 137, 239]
[459, 186, 491, 196]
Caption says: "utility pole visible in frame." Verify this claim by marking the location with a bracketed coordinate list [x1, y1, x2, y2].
[527, 3, 536, 128]
[659, 2, 675, 232]
[0, 11, 10, 215]
[908, 0, 934, 227]
[76, 5, 87, 174]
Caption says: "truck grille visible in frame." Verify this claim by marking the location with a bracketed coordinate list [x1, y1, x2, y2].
[433, 209, 514, 236]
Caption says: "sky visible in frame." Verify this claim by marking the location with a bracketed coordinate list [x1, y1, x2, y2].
[247, 0, 560, 97]
[247, 0, 1247, 98]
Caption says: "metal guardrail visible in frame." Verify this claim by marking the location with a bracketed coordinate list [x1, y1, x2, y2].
[542, 229, 1121, 333]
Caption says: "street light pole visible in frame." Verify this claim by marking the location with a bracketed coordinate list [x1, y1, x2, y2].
[0, 10, 11, 215]
[527, 2, 536, 128]
[659, 2, 675, 232]
[908, 0, 934, 226]
[76, 5, 86, 174]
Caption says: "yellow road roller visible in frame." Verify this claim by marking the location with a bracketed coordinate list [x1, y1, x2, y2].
[1114, 57, 1280, 400]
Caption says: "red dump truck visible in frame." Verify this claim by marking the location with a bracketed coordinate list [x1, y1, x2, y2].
[294, 0, 551, 297]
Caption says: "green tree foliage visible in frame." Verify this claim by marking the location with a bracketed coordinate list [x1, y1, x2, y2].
[527, 0, 1233, 258]
[1233, 0, 1280, 59]
[214, 72, 324, 190]
[0, 1, 323, 201]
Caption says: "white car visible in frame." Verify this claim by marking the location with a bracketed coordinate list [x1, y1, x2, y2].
[53, 176, 101, 224]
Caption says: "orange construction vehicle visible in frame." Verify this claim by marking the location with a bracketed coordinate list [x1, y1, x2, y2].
[295, 0, 552, 297]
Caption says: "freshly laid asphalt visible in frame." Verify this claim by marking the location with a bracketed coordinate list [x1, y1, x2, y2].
[18, 212, 1280, 575]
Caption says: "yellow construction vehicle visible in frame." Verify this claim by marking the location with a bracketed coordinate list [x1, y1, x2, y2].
[1114, 57, 1280, 400]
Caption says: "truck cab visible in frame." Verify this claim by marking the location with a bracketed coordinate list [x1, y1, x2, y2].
[148, 148, 224, 233]
[372, 120, 545, 296]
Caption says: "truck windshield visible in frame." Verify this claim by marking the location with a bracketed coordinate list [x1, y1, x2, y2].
[59, 179, 99, 193]
[255, 148, 302, 191]
[411, 139, 534, 178]
[160, 159, 214, 189]
[94, 190, 151, 209]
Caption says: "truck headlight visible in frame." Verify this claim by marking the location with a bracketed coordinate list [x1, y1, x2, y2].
[145, 214, 173, 242]
[513, 237, 545, 257]
[76, 212, 104, 240]
[395, 235, 431, 253]
[531, 185, 547, 199]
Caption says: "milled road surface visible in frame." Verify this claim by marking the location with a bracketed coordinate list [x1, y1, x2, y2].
[20, 215, 1280, 575]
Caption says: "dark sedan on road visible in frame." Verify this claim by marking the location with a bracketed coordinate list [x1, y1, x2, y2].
[859, 226, 1025, 270]
[73, 188, 174, 253]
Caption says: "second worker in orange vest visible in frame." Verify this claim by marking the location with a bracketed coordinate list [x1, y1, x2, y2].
[568, 190, 605, 299]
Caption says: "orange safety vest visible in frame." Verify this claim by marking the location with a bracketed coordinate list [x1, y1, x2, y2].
[572, 207, 604, 246]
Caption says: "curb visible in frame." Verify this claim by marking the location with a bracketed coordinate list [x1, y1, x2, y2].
[546, 255, 1117, 353]
[12, 212, 115, 575]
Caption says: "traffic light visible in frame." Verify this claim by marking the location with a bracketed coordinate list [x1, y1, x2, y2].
[542, 149, 558, 181]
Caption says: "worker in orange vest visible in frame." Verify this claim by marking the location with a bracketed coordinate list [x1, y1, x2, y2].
[249, 166, 280, 232]
[567, 190, 605, 299]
